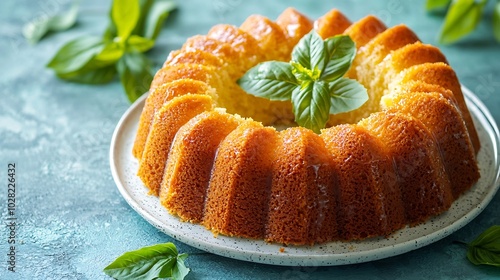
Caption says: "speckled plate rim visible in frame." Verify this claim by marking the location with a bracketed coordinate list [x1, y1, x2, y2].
[110, 86, 500, 266]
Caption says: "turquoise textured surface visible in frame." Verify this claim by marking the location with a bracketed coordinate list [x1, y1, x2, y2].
[1, 0, 500, 279]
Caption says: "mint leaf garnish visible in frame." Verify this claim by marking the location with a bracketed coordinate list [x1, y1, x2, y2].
[103, 242, 190, 280]
[238, 30, 367, 133]
[46, 0, 177, 102]
[466, 225, 500, 267]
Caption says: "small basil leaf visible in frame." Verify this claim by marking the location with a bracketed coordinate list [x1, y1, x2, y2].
[493, 1, 500, 42]
[57, 65, 117, 84]
[117, 52, 153, 102]
[291, 30, 325, 72]
[328, 78, 368, 114]
[103, 22, 117, 43]
[157, 257, 177, 278]
[321, 35, 356, 82]
[47, 36, 104, 74]
[142, 0, 177, 40]
[237, 61, 299, 101]
[132, 0, 155, 37]
[425, 0, 452, 13]
[291, 81, 331, 133]
[94, 41, 125, 64]
[112, 0, 140, 40]
[103, 242, 190, 280]
[173, 254, 191, 280]
[291, 61, 320, 82]
[467, 225, 500, 267]
[22, 2, 79, 44]
[438, 0, 488, 44]
[127, 35, 155, 52]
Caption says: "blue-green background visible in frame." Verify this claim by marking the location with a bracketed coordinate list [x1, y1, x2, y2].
[1, 0, 499, 279]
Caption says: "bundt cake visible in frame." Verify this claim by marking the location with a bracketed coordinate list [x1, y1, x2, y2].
[132, 7, 481, 245]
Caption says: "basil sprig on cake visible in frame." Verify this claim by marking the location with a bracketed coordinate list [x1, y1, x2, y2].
[238, 30, 368, 133]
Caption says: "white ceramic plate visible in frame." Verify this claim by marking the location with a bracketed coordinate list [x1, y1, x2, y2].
[110, 86, 500, 266]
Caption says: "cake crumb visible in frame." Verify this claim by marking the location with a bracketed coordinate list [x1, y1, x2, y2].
[279, 247, 285, 253]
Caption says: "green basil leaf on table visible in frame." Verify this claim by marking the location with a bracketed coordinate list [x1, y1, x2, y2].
[131, 0, 156, 38]
[141, 0, 177, 40]
[112, 0, 140, 40]
[57, 65, 117, 84]
[117, 52, 154, 102]
[127, 35, 155, 52]
[237, 61, 299, 101]
[46, 36, 104, 74]
[321, 35, 356, 82]
[103, 242, 190, 280]
[22, 2, 79, 44]
[328, 78, 369, 114]
[493, 0, 500, 42]
[172, 253, 190, 280]
[94, 41, 125, 64]
[438, 0, 488, 44]
[467, 225, 500, 267]
[425, 0, 452, 12]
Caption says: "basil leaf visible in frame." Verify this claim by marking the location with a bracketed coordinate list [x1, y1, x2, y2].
[22, 2, 78, 44]
[321, 35, 356, 82]
[132, 0, 155, 37]
[425, 0, 452, 12]
[292, 30, 325, 72]
[237, 61, 299, 101]
[47, 36, 104, 74]
[112, 0, 140, 40]
[291, 61, 320, 82]
[94, 41, 125, 64]
[117, 52, 153, 102]
[141, 0, 177, 40]
[291, 81, 331, 133]
[328, 78, 368, 114]
[172, 254, 190, 280]
[493, 1, 500, 42]
[127, 35, 155, 52]
[467, 225, 500, 267]
[103, 242, 190, 280]
[438, 0, 488, 44]
[57, 65, 117, 84]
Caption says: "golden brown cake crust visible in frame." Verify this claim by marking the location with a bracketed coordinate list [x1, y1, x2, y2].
[160, 110, 241, 223]
[385, 91, 480, 198]
[314, 9, 351, 39]
[203, 123, 277, 239]
[321, 124, 406, 240]
[133, 79, 212, 159]
[276, 7, 314, 46]
[137, 94, 213, 195]
[359, 112, 454, 225]
[266, 127, 338, 245]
